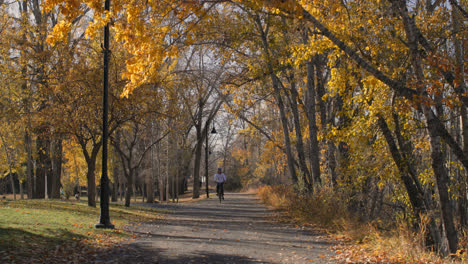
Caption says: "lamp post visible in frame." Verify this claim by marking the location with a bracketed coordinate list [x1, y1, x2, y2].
[96, 0, 114, 229]
[205, 120, 217, 198]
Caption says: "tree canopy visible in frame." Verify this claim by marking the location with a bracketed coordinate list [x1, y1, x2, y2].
[0, 0, 466, 257]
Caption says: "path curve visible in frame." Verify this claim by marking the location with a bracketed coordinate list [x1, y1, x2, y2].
[98, 193, 336, 264]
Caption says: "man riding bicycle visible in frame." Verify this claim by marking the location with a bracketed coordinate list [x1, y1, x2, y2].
[214, 168, 226, 200]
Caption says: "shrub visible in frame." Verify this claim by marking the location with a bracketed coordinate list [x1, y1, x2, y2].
[257, 185, 467, 263]
[258, 185, 350, 231]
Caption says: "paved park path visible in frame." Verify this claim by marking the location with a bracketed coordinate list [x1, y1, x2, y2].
[98, 193, 337, 264]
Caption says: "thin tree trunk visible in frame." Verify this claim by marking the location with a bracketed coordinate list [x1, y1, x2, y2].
[272, 79, 298, 184]
[314, 56, 336, 187]
[133, 183, 136, 203]
[20, 0, 33, 200]
[147, 123, 155, 203]
[429, 130, 457, 253]
[25, 130, 33, 199]
[377, 114, 441, 249]
[205, 120, 210, 198]
[50, 137, 63, 199]
[158, 141, 164, 201]
[125, 170, 132, 207]
[45, 172, 48, 200]
[193, 123, 204, 198]
[20, 180, 24, 200]
[395, 2, 458, 253]
[124, 153, 133, 207]
[34, 132, 50, 199]
[328, 141, 337, 187]
[111, 177, 118, 202]
[111, 148, 118, 202]
[254, 14, 298, 184]
[119, 183, 123, 202]
[305, 59, 322, 186]
[166, 136, 170, 201]
[176, 142, 180, 203]
[289, 78, 313, 190]
[146, 169, 154, 203]
[452, 0, 468, 229]
[0, 133, 16, 200]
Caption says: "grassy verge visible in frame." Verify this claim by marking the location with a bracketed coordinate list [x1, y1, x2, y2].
[258, 185, 467, 264]
[0, 199, 161, 263]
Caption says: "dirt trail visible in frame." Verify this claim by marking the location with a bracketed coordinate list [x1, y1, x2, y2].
[98, 193, 336, 264]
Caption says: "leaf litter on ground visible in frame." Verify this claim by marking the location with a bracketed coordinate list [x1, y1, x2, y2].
[0, 199, 162, 263]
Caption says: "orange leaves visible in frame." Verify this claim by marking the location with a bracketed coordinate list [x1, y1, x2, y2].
[45, 0, 190, 95]
[44, 0, 82, 16]
[46, 20, 72, 46]
[331, 239, 453, 264]
[260, 0, 302, 14]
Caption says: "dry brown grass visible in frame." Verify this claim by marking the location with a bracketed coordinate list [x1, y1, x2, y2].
[258, 185, 351, 230]
[257, 185, 467, 264]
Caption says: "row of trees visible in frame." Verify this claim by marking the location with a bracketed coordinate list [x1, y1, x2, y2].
[0, 0, 230, 208]
[0, 0, 466, 256]
[213, 0, 467, 256]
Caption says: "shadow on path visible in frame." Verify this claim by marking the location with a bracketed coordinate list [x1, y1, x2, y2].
[99, 193, 336, 264]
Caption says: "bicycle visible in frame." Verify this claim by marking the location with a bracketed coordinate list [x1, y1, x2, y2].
[216, 182, 224, 203]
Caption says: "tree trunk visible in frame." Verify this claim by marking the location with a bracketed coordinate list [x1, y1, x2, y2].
[459, 181, 468, 228]
[166, 142, 170, 202]
[147, 128, 155, 203]
[428, 128, 458, 253]
[21, 0, 33, 200]
[315, 56, 336, 187]
[119, 183, 123, 202]
[145, 172, 153, 203]
[273, 79, 298, 184]
[111, 146, 118, 203]
[0, 133, 16, 200]
[125, 169, 133, 207]
[205, 121, 210, 198]
[83, 143, 101, 207]
[377, 114, 441, 249]
[111, 178, 118, 202]
[328, 141, 337, 187]
[158, 141, 164, 201]
[192, 124, 204, 198]
[452, 0, 468, 229]
[50, 137, 63, 199]
[176, 155, 180, 202]
[86, 161, 96, 207]
[25, 130, 33, 199]
[133, 184, 137, 203]
[96, 182, 99, 203]
[452, 2, 468, 157]
[9, 171, 16, 200]
[289, 78, 313, 190]
[395, 3, 459, 253]
[253, 14, 298, 184]
[20, 181, 24, 200]
[34, 132, 51, 199]
[305, 59, 322, 186]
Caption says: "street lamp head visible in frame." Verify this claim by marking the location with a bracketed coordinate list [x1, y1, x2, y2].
[211, 126, 217, 134]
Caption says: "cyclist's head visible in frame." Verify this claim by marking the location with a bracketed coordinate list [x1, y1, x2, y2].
[217, 168, 222, 173]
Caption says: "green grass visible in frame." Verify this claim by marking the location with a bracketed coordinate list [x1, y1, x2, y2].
[0, 199, 162, 263]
